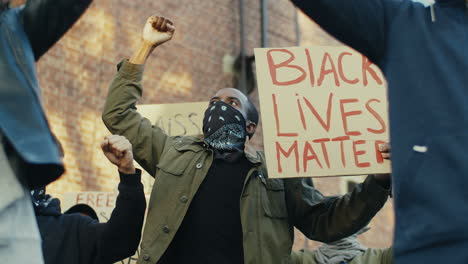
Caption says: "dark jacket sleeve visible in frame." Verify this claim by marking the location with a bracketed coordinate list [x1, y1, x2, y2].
[102, 60, 171, 176]
[21, 0, 93, 60]
[77, 169, 147, 264]
[284, 175, 390, 243]
[290, 0, 402, 63]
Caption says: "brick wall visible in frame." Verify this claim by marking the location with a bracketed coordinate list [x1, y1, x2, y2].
[39, 0, 393, 252]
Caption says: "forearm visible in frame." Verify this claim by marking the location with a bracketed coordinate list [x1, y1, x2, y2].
[130, 41, 156, 65]
[289, 176, 390, 243]
[97, 169, 146, 263]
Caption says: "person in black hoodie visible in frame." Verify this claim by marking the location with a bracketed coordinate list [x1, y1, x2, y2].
[290, 0, 468, 263]
[32, 135, 146, 264]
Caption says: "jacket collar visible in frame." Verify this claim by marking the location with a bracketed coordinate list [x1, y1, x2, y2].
[174, 135, 263, 164]
[244, 142, 262, 164]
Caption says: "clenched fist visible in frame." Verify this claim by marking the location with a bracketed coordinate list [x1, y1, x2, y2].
[142, 16, 175, 47]
[101, 135, 135, 174]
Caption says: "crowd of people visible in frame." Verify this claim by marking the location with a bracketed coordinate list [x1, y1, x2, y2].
[1, 0, 466, 263]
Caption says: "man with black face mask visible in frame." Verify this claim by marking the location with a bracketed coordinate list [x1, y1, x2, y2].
[102, 16, 392, 264]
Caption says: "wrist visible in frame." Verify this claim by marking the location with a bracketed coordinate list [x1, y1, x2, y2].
[118, 165, 136, 175]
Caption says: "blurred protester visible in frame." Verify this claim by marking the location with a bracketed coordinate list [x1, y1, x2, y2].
[32, 135, 146, 264]
[102, 16, 391, 264]
[291, 0, 468, 262]
[64, 204, 99, 221]
[292, 228, 393, 264]
[0, 0, 91, 262]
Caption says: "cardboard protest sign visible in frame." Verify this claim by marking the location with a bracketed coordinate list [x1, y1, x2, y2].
[135, 102, 207, 191]
[62, 192, 150, 264]
[62, 192, 118, 222]
[254, 46, 391, 178]
[137, 102, 207, 137]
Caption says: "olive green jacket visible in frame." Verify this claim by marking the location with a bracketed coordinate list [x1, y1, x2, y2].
[291, 248, 393, 264]
[102, 60, 390, 264]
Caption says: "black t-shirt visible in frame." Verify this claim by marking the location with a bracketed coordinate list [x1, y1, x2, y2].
[158, 154, 253, 264]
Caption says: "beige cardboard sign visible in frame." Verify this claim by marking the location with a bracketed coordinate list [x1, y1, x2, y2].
[62, 192, 118, 222]
[137, 102, 208, 137]
[254, 46, 391, 178]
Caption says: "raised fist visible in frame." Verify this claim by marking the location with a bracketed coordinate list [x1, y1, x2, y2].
[142, 16, 175, 46]
[101, 135, 135, 174]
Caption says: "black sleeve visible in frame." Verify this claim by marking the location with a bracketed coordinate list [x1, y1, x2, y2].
[284, 176, 389, 243]
[291, 0, 402, 64]
[77, 169, 146, 264]
[21, 0, 92, 60]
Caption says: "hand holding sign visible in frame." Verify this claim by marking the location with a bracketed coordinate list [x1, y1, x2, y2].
[101, 135, 135, 174]
[379, 142, 391, 160]
[374, 142, 391, 182]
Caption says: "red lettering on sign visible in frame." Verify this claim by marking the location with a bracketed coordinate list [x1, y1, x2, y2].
[362, 56, 383, 86]
[318, 52, 340, 87]
[276, 141, 300, 173]
[96, 193, 104, 207]
[296, 93, 307, 130]
[374, 140, 386, 164]
[76, 193, 84, 204]
[332, 136, 350, 167]
[106, 194, 116, 207]
[352, 140, 370, 168]
[273, 94, 298, 137]
[312, 138, 331, 168]
[338, 52, 359, 85]
[303, 93, 334, 132]
[86, 193, 95, 206]
[267, 49, 306, 85]
[303, 141, 323, 171]
[304, 49, 316, 87]
[366, 99, 386, 134]
[340, 99, 362, 136]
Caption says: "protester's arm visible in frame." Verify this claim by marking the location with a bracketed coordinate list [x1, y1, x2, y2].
[21, 0, 92, 60]
[76, 171, 146, 263]
[285, 176, 390, 243]
[291, 0, 401, 63]
[285, 143, 392, 242]
[95, 169, 146, 263]
[77, 136, 146, 263]
[102, 16, 175, 176]
[97, 136, 146, 262]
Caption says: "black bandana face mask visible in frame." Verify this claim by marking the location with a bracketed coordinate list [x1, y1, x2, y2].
[202, 101, 247, 151]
